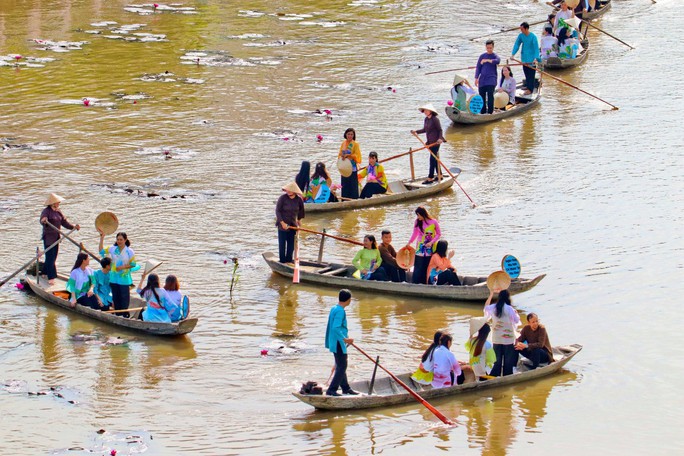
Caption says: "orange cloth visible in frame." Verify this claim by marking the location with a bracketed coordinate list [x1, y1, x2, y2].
[426, 254, 455, 283]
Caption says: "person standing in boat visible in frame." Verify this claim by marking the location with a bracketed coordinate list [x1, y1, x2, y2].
[411, 104, 445, 185]
[431, 333, 465, 388]
[325, 289, 359, 396]
[515, 313, 555, 369]
[484, 289, 521, 376]
[66, 253, 101, 309]
[475, 40, 501, 115]
[358, 152, 388, 199]
[378, 230, 406, 283]
[426, 240, 462, 286]
[553, 1, 576, 47]
[406, 206, 441, 285]
[39, 193, 80, 285]
[275, 182, 305, 264]
[352, 235, 389, 281]
[338, 128, 362, 199]
[510, 22, 541, 95]
[98, 230, 137, 318]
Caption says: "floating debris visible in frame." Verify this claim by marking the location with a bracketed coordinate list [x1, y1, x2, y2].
[50, 429, 156, 455]
[32, 39, 89, 52]
[91, 183, 217, 201]
[2, 141, 56, 151]
[134, 145, 196, 160]
[180, 50, 258, 67]
[124, 3, 197, 15]
[58, 97, 116, 108]
[0, 54, 55, 68]
[254, 129, 302, 142]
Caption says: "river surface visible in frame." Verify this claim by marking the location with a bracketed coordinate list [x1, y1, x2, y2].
[1, 0, 682, 454]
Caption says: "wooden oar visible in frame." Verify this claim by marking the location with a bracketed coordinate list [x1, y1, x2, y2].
[580, 19, 635, 49]
[411, 133, 477, 207]
[292, 227, 363, 246]
[45, 222, 102, 261]
[510, 58, 619, 110]
[357, 141, 439, 173]
[104, 306, 144, 314]
[0, 228, 78, 287]
[469, 19, 547, 41]
[350, 343, 455, 426]
[426, 64, 522, 76]
[293, 230, 301, 284]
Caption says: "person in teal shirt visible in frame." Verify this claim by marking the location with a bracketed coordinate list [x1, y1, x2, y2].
[352, 235, 388, 281]
[511, 22, 541, 94]
[324, 289, 359, 396]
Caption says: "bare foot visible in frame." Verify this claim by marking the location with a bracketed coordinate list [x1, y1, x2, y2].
[48, 279, 55, 285]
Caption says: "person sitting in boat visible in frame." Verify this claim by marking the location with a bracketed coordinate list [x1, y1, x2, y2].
[431, 333, 466, 388]
[426, 240, 462, 286]
[92, 257, 113, 311]
[295, 161, 311, 201]
[338, 128, 362, 200]
[308, 162, 338, 203]
[407, 206, 441, 285]
[465, 317, 496, 379]
[352, 235, 389, 281]
[411, 330, 443, 385]
[378, 230, 407, 283]
[163, 275, 183, 322]
[358, 152, 388, 199]
[540, 25, 559, 60]
[553, 1, 575, 47]
[514, 313, 555, 369]
[66, 253, 102, 310]
[451, 73, 475, 111]
[137, 272, 171, 323]
[496, 66, 517, 108]
[484, 289, 521, 376]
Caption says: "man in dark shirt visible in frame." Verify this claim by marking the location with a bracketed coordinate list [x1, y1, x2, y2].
[275, 182, 305, 263]
[378, 230, 406, 283]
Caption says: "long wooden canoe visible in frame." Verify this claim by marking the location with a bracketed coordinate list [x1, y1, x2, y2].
[304, 171, 459, 213]
[22, 273, 198, 336]
[445, 83, 542, 125]
[577, 0, 611, 21]
[263, 252, 545, 302]
[293, 344, 582, 410]
[544, 26, 590, 70]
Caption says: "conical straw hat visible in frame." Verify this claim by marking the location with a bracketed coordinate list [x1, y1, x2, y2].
[282, 181, 303, 197]
[396, 245, 416, 269]
[453, 73, 467, 86]
[494, 91, 509, 109]
[486, 270, 511, 291]
[469, 317, 489, 336]
[337, 158, 353, 178]
[565, 0, 580, 9]
[44, 193, 64, 206]
[95, 211, 119, 235]
[418, 103, 438, 115]
[143, 259, 163, 275]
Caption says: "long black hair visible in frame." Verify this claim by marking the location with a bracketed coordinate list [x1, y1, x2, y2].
[295, 161, 311, 193]
[439, 333, 453, 348]
[499, 65, 514, 87]
[434, 240, 448, 258]
[470, 323, 491, 357]
[414, 206, 434, 232]
[364, 235, 378, 250]
[71, 252, 89, 271]
[421, 330, 443, 363]
[311, 162, 330, 181]
[141, 273, 162, 306]
[495, 289, 511, 318]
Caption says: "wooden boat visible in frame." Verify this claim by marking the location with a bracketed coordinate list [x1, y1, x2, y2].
[544, 23, 590, 70]
[304, 171, 459, 213]
[578, 0, 611, 21]
[22, 273, 198, 336]
[445, 83, 542, 125]
[263, 252, 545, 302]
[293, 344, 582, 410]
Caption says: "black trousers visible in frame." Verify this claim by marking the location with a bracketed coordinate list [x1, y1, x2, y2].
[327, 342, 351, 394]
[436, 269, 462, 286]
[479, 85, 495, 114]
[381, 264, 406, 283]
[519, 347, 550, 369]
[522, 64, 536, 93]
[491, 343, 519, 376]
[427, 145, 441, 179]
[341, 171, 359, 199]
[110, 283, 131, 317]
[77, 294, 106, 310]
[366, 268, 389, 281]
[43, 240, 59, 280]
[360, 182, 387, 199]
[412, 254, 432, 284]
[278, 229, 296, 263]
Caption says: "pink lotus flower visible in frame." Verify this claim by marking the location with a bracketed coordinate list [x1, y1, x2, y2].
[316, 134, 323, 142]
[223, 259, 228, 264]
[447, 100, 453, 106]
[153, 3, 159, 8]
[111, 450, 117, 456]
[261, 349, 268, 356]
[83, 98, 90, 106]
[14, 55, 22, 61]
[323, 109, 331, 115]
[15, 283, 24, 290]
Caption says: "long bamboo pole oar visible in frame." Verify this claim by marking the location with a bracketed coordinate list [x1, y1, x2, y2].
[350, 343, 455, 426]
[0, 228, 78, 287]
[581, 19, 635, 49]
[510, 58, 618, 110]
[469, 19, 547, 41]
[104, 306, 144, 314]
[411, 133, 477, 207]
[292, 227, 363, 246]
[425, 64, 522, 76]
[357, 141, 439, 173]
[46, 222, 101, 262]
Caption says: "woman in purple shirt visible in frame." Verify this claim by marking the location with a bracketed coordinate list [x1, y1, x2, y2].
[411, 104, 445, 185]
[475, 40, 501, 115]
[39, 193, 80, 285]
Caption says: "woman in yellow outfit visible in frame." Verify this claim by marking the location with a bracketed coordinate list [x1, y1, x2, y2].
[338, 128, 362, 199]
[352, 235, 388, 281]
[358, 151, 388, 199]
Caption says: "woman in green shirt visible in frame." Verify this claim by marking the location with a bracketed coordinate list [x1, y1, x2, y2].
[352, 235, 389, 281]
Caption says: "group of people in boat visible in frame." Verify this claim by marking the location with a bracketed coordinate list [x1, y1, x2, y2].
[542, 1, 586, 59]
[39, 193, 186, 323]
[411, 289, 554, 389]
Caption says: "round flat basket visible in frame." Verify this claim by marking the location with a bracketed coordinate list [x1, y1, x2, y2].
[95, 212, 119, 235]
[396, 245, 416, 269]
[486, 270, 511, 291]
[337, 158, 353, 178]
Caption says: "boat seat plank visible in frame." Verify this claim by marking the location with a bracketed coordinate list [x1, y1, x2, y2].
[322, 267, 349, 276]
[316, 266, 335, 274]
